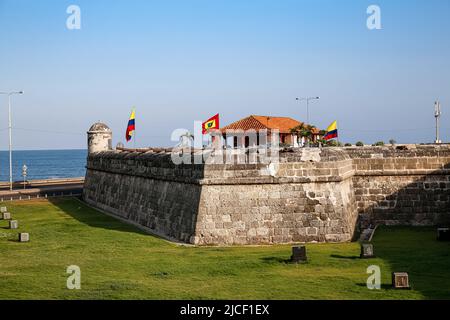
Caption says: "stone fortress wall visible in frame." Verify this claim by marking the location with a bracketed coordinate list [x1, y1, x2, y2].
[349, 146, 450, 228]
[83, 135, 450, 245]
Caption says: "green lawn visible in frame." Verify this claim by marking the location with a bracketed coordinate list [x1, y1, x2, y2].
[0, 198, 449, 300]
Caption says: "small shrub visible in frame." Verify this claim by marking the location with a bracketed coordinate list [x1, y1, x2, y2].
[389, 139, 397, 145]
[326, 140, 343, 147]
[373, 141, 385, 146]
[356, 141, 364, 147]
[344, 143, 352, 147]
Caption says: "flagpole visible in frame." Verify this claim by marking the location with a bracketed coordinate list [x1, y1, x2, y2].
[336, 121, 339, 146]
[133, 107, 136, 149]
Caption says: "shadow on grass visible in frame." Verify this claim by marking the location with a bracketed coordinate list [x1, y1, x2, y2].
[356, 283, 394, 290]
[260, 256, 310, 265]
[330, 254, 360, 260]
[48, 197, 150, 236]
[7, 239, 30, 243]
[260, 256, 291, 264]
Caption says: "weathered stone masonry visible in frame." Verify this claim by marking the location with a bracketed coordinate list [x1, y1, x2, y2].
[83, 145, 450, 245]
[349, 146, 450, 228]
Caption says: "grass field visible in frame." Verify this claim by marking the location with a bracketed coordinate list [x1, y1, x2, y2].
[0, 198, 449, 300]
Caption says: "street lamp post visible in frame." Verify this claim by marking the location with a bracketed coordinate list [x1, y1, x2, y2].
[22, 164, 28, 189]
[434, 101, 442, 144]
[295, 96, 320, 147]
[0, 91, 24, 190]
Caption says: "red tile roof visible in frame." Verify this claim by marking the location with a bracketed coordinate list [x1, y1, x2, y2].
[221, 115, 319, 134]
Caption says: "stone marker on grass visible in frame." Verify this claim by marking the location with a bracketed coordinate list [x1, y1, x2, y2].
[437, 228, 450, 241]
[290, 246, 307, 263]
[392, 272, 410, 289]
[9, 220, 18, 229]
[18, 233, 29, 242]
[2, 212, 11, 220]
[0, 206, 7, 213]
[360, 243, 375, 258]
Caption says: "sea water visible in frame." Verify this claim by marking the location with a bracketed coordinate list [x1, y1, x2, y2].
[0, 149, 87, 182]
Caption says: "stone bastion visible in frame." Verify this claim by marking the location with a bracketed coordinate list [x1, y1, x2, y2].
[82, 139, 450, 245]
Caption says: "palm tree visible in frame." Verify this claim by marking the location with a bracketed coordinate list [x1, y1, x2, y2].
[290, 124, 316, 147]
[307, 124, 317, 138]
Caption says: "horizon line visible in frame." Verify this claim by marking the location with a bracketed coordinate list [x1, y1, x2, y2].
[0, 148, 88, 152]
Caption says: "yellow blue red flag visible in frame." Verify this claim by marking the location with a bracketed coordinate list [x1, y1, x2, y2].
[323, 121, 338, 141]
[126, 108, 135, 142]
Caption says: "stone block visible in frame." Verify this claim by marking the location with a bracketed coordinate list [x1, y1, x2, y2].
[437, 228, 450, 241]
[222, 214, 231, 223]
[0, 207, 7, 213]
[325, 234, 346, 242]
[306, 227, 318, 236]
[392, 272, 410, 289]
[2, 212, 11, 220]
[256, 227, 269, 236]
[9, 220, 18, 229]
[290, 246, 307, 263]
[18, 233, 29, 242]
[360, 243, 375, 258]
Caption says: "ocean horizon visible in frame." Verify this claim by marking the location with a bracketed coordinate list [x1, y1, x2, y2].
[0, 149, 87, 182]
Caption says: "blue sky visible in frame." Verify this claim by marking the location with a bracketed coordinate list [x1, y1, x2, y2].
[0, 0, 449, 149]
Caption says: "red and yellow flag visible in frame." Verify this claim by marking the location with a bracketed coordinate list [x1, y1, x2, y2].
[202, 114, 220, 134]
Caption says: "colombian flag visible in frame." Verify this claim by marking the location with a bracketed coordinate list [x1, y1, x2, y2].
[125, 108, 135, 142]
[323, 121, 338, 141]
[202, 114, 220, 134]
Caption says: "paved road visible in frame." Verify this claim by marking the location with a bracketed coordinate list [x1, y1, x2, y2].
[0, 178, 84, 201]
